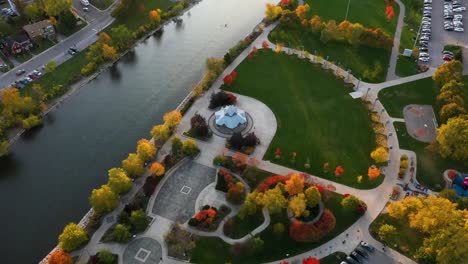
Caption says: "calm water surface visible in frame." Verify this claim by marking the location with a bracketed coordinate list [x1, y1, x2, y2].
[0, 0, 273, 262]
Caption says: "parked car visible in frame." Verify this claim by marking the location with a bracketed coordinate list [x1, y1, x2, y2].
[350, 251, 364, 263]
[419, 57, 430, 62]
[455, 27, 464, 31]
[68, 49, 76, 55]
[356, 246, 370, 258]
[443, 50, 454, 56]
[346, 256, 360, 264]
[80, 0, 90, 6]
[444, 56, 454, 61]
[360, 241, 375, 252]
[16, 69, 26, 76]
[32, 70, 42, 76]
[28, 74, 39, 80]
[69, 47, 78, 53]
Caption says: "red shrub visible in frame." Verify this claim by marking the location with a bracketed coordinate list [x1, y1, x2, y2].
[223, 74, 234, 85]
[289, 209, 336, 242]
[256, 175, 289, 192]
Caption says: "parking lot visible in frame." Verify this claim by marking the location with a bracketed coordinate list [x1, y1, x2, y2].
[341, 242, 396, 264]
[418, 0, 468, 70]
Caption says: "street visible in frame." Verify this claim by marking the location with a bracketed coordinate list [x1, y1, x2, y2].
[0, 0, 117, 89]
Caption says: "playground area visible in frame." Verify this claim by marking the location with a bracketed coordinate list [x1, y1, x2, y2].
[403, 105, 438, 143]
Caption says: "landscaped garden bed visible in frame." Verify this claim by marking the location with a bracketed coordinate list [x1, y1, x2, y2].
[188, 205, 232, 232]
[222, 50, 382, 188]
[215, 169, 247, 205]
[183, 113, 212, 141]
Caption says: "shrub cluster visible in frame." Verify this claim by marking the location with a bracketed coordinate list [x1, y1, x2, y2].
[227, 132, 260, 154]
[216, 169, 246, 204]
[289, 209, 336, 242]
[213, 153, 248, 174]
[208, 91, 237, 109]
[187, 114, 211, 139]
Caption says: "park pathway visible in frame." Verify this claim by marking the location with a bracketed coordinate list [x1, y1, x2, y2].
[386, 0, 407, 81]
[74, 20, 437, 264]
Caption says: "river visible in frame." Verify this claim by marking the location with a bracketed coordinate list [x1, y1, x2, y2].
[0, 0, 273, 262]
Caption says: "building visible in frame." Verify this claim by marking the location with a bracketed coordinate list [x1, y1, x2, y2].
[23, 20, 55, 41]
[0, 35, 33, 55]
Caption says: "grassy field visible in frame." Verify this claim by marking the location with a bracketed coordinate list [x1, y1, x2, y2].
[112, 0, 174, 31]
[224, 209, 265, 239]
[191, 192, 361, 263]
[269, 0, 399, 83]
[395, 55, 418, 77]
[369, 213, 423, 261]
[224, 50, 381, 189]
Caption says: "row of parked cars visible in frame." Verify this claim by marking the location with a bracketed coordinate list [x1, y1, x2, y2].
[444, 0, 466, 32]
[1, 7, 17, 17]
[340, 241, 375, 264]
[419, 0, 433, 62]
[11, 69, 43, 88]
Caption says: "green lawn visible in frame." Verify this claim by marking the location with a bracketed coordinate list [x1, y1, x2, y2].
[91, 0, 115, 10]
[224, 209, 265, 239]
[14, 52, 32, 63]
[113, 0, 174, 31]
[191, 192, 361, 263]
[369, 213, 424, 260]
[31, 39, 56, 55]
[241, 166, 275, 189]
[224, 50, 381, 189]
[320, 252, 347, 264]
[398, 0, 422, 52]
[395, 55, 418, 77]
[394, 122, 464, 190]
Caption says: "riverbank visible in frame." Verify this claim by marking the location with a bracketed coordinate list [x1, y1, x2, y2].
[5, 0, 201, 148]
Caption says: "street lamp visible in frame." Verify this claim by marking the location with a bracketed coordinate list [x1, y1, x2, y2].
[345, 0, 351, 21]
[365, 87, 371, 100]
[372, 98, 379, 111]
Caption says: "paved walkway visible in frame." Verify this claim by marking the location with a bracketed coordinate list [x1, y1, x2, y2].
[74, 20, 438, 264]
[386, 0, 406, 81]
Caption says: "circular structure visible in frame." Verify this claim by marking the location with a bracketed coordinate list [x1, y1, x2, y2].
[123, 237, 162, 264]
[209, 106, 254, 138]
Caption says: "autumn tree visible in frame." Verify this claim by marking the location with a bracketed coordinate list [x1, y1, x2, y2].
[378, 224, 396, 241]
[341, 195, 360, 211]
[136, 139, 156, 162]
[130, 209, 149, 232]
[150, 162, 165, 177]
[102, 44, 118, 60]
[43, 0, 71, 17]
[58, 223, 88, 252]
[304, 186, 321, 208]
[265, 3, 282, 21]
[255, 185, 287, 214]
[150, 124, 170, 141]
[295, 4, 310, 20]
[163, 110, 182, 129]
[110, 25, 133, 51]
[48, 250, 73, 264]
[285, 173, 305, 196]
[44, 60, 57, 74]
[182, 138, 199, 156]
[149, 9, 162, 24]
[289, 193, 308, 217]
[25, 2, 43, 20]
[309, 15, 324, 33]
[436, 117, 468, 162]
[370, 146, 389, 163]
[432, 60, 463, 85]
[439, 102, 466, 122]
[238, 192, 258, 219]
[122, 153, 145, 177]
[107, 168, 132, 194]
[89, 185, 119, 214]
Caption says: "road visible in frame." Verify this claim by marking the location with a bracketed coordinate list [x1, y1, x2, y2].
[0, 0, 117, 89]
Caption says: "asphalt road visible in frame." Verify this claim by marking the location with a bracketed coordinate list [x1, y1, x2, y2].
[0, 0, 116, 89]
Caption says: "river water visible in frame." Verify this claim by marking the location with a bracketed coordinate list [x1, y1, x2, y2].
[0, 0, 273, 262]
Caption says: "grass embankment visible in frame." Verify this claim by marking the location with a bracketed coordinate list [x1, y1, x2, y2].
[224, 50, 381, 189]
[111, 0, 174, 31]
[191, 192, 361, 263]
[396, 55, 418, 77]
[269, 0, 399, 83]
[379, 77, 468, 189]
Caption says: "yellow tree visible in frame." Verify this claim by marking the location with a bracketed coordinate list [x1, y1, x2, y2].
[295, 4, 310, 20]
[370, 146, 389, 163]
[150, 162, 165, 177]
[58, 223, 88, 252]
[98, 32, 111, 45]
[150, 124, 170, 141]
[149, 9, 161, 24]
[89, 185, 119, 214]
[378, 224, 396, 241]
[439, 102, 466, 122]
[136, 139, 157, 162]
[107, 168, 132, 194]
[265, 3, 282, 21]
[163, 110, 182, 129]
[255, 185, 287, 214]
[387, 196, 424, 219]
[304, 186, 321, 208]
[436, 117, 468, 162]
[122, 153, 145, 177]
[289, 193, 308, 217]
[102, 44, 118, 60]
[182, 138, 199, 156]
[43, 0, 71, 17]
[309, 15, 324, 33]
[284, 173, 305, 196]
[432, 60, 463, 85]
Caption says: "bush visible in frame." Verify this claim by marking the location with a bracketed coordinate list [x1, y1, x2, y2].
[22, 114, 42, 129]
[226, 182, 246, 205]
[400, 160, 409, 169]
[96, 249, 116, 264]
[130, 209, 150, 233]
[58, 223, 89, 252]
[111, 224, 131, 243]
[227, 132, 260, 154]
[182, 138, 199, 157]
[208, 91, 237, 109]
[188, 114, 211, 139]
[289, 209, 336, 242]
[273, 222, 285, 237]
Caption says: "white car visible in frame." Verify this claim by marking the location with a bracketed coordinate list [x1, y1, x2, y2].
[80, 0, 90, 6]
[419, 57, 430, 62]
[455, 27, 464, 32]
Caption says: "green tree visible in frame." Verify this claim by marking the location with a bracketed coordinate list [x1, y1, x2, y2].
[341, 195, 360, 211]
[130, 209, 149, 232]
[378, 224, 396, 241]
[25, 2, 43, 20]
[110, 25, 133, 51]
[22, 114, 43, 129]
[43, 0, 71, 17]
[304, 186, 321, 208]
[44, 60, 57, 74]
[251, 236, 264, 251]
[57, 10, 77, 34]
[0, 17, 9, 38]
[89, 185, 119, 214]
[182, 138, 199, 157]
[122, 153, 145, 177]
[112, 224, 131, 242]
[107, 168, 132, 194]
[58, 223, 88, 252]
[97, 249, 115, 264]
[238, 192, 257, 219]
[436, 117, 468, 162]
[171, 136, 183, 157]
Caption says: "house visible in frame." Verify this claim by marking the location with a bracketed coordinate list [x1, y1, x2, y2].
[0, 35, 33, 55]
[23, 20, 55, 41]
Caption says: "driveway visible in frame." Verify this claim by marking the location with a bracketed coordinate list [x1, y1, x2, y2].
[151, 160, 216, 223]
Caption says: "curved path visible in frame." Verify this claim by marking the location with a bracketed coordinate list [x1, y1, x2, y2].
[386, 0, 406, 81]
[76, 21, 438, 264]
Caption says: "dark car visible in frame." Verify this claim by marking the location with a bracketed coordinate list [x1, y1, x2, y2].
[346, 256, 360, 264]
[69, 47, 78, 53]
[350, 251, 364, 263]
[356, 246, 370, 258]
[360, 241, 375, 252]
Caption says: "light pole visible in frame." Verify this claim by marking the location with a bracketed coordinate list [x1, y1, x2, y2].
[372, 98, 379, 111]
[365, 87, 370, 100]
[345, 0, 351, 21]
